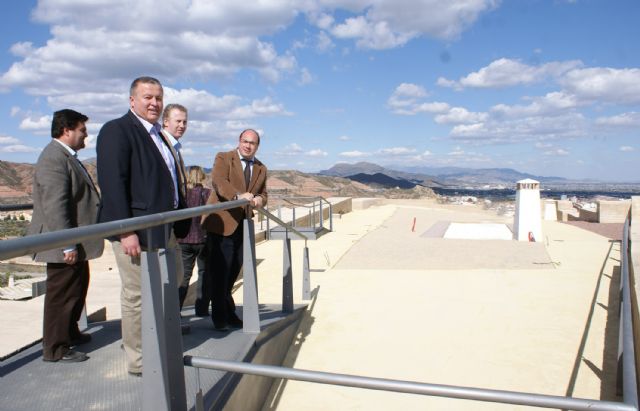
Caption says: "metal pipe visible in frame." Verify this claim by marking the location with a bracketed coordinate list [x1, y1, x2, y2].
[621, 218, 639, 407]
[255, 208, 308, 247]
[0, 204, 33, 212]
[183, 357, 635, 411]
[0, 199, 250, 260]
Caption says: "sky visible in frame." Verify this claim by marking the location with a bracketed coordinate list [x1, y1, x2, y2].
[0, 0, 639, 182]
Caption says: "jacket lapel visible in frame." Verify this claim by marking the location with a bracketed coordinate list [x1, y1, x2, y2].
[51, 141, 98, 194]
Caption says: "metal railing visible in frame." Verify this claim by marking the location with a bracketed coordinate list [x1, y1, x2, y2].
[265, 196, 333, 237]
[0, 204, 33, 212]
[182, 211, 640, 411]
[184, 357, 635, 411]
[619, 216, 639, 409]
[2, 199, 638, 410]
[0, 199, 312, 411]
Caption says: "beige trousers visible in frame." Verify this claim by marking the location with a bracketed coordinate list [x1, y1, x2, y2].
[111, 235, 184, 373]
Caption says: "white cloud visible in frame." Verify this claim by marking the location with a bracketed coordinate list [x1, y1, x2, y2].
[0, 135, 20, 144]
[338, 135, 350, 141]
[561, 67, 640, 104]
[378, 147, 416, 156]
[307, 149, 328, 157]
[299, 68, 314, 85]
[543, 148, 570, 156]
[435, 107, 488, 125]
[325, 0, 499, 49]
[438, 58, 582, 89]
[10, 106, 21, 117]
[1, 144, 42, 153]
[449, 112, 589, 143]
[19, 115, 52, 133]
[276, 143, 327, 157]
[339, 150, 370, 158]
[0, 0, 304, 98]
[491, 92, 581, 118]
[316, 31, 335, 52]
[387, 83, 455, 116]
[620, 146, 635, 152]
[595, 112, 640, 127]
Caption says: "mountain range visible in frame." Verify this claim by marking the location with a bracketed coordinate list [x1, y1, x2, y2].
[319, 162, 568, 188]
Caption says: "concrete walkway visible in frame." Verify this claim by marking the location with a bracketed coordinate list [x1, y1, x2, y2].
[0, 199, 623, 411]
[255, 200, 621, 410]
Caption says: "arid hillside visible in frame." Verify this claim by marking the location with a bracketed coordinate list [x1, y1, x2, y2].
[0, 161, 435, 205]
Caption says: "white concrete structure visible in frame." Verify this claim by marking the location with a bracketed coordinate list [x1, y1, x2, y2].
[543, 200, 557, 221]
[444, 223, 513, 240]
[513, 179, 543, 241]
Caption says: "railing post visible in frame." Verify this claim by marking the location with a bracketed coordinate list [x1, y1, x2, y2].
[329, 203, 333, 232]
[319, 198, 324, 229]
[141, 241, 187, 411]
[266, 208, 270, 240]
[312, 201, 316, 229]
[292, 207, 296, 227]
[282, 231, 294, 313]
[302, 246, 311, 300]
[242, 218, 260, 333]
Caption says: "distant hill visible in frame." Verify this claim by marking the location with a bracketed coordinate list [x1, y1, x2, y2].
[320, 162, 568, 187]
[345, 173, 416, 189]
[0, 160, 436, 204]
[319, 162, 443, 188]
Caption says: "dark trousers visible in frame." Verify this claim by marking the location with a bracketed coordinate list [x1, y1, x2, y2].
[205, 227, 243, 325]
[42, 261, 90, 360]
[178, 242, 208, 311]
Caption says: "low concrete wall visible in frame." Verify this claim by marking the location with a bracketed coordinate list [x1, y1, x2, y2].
[578, 207, 598, 223]
[555, 200, 578, 222]
[598, 200, 632, 223]
[352, 198, 383, 210]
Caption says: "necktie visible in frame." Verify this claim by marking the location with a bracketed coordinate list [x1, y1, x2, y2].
[242, 158, 252, 190]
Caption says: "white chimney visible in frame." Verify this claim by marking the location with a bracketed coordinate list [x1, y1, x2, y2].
[514, 179, 543, 242]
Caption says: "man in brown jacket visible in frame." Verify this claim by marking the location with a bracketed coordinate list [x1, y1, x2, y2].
[202, 129, 267, 330]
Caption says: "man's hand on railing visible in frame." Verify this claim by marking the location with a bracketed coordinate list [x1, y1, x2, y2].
[63, 249, 78, 265]
[237, 192, 263, 208]
[120, 232, 142, 257]
[251, 195, 263, 208]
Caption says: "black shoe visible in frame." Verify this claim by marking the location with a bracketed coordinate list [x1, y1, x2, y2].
[70, 333, 92, 346]
[181, 324, 191, 335]
[128, 370, 142, 377]
[194, 309, 209, 317]
[213, 322, 229, 331]
[43, 349, 88, 363]
[228, 317, 243, 328]
[195, 301, 210, 317]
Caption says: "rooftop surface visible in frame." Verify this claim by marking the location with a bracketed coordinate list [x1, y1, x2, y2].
[0, 199, 623, 410]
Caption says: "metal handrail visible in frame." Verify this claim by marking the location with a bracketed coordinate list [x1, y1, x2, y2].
[255, 207, 308, 247]
[183, 356, 635, 411]
[265, 195, 334, 235]
[621, 217, 639, 408]
[0, 204, 33, 212]
[181, 211, 640, 411]
[0, 199, 250, 260]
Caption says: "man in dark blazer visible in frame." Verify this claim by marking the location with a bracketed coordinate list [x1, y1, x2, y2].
[96, 76, 188, 376]
[28, 109, 103, 363]
[202, 129, 268, 330]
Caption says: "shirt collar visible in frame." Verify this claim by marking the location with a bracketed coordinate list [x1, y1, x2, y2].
[53, 138, 77, 157]
[237, 149, 254, 162]
[162, 129, 181, 150]
[131, 109, 162, 135]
